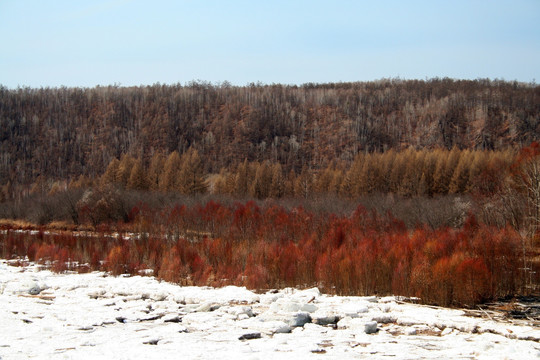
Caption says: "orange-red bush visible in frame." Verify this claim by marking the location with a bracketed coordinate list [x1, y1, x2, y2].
[0, 200, 528, 306]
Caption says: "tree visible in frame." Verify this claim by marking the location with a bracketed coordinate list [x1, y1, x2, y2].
[252, 161, 272, 199]
[269, 163, 285, 198]
[178, 148, 207, 194]
[234, 159, 251, 197]
[348, 153, 366, 196]
[101, 158, 120, 187]
[432, 147, 460, 194]
[213, 168, 230, 195]
[294, 166, 312, 199]
[399, 150, 425, 197]
[449, 150, 472, 194]
[147, 152, 166, 191]
[419, 151, 438, 196]
[127, 158, 148, 191]
[116, 154, 135, 188]
[160, 151, 181, 192]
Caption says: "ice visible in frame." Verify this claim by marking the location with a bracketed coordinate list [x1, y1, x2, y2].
[1, 259, 540, 359]
[300, 303, 318, 313]
[364, 320, 378, 334]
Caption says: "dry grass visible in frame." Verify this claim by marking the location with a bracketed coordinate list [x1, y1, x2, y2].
[0, 219, 37, 229]
[0, 218, 96, 232]
[47, 221, 78, 231]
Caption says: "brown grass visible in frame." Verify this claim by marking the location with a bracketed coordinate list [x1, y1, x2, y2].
[0, 219, 37, 229]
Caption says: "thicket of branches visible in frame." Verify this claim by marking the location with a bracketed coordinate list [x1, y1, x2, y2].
[0, 201, 532, 307]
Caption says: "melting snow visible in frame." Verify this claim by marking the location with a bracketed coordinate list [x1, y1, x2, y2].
[1, 260, 539, 359]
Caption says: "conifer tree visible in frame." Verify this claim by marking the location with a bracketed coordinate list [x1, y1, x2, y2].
[101, 158, 120, 187]
[270, 163, 285, 198]
[347, 153, 365, 197]
[399, 149, 424, 197]
[252, 161, 273, 199]
[160, 151, 181, 192]
[148, 152, 166, 191]
[283, 169, 296, 197]
[329, 168, 344, 195]
[235, 159, 251, 197]
[449, 150, 472, 194]
[178, 148, 207, 194]
[127, 158, 148, 191]
[389, 151, 408, 194]
[314, 165, 333, 194]
[213, 168, 230, 195]
[116, 154, 135, 188]
[419, 151, 438, 196]
[378, 150, 396, 193]
[432, 148, 461, 195]
[339, 169, 354, 197]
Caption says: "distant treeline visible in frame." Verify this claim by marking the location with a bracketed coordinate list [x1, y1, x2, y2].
[1, 78, 538, 195]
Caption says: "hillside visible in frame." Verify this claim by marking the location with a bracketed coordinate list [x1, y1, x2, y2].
[1, 79, 538, 189]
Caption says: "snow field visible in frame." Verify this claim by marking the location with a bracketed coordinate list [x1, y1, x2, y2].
[1, 260, 539, 359]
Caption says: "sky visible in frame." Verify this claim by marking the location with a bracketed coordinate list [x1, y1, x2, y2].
[0, 0, 539, 88]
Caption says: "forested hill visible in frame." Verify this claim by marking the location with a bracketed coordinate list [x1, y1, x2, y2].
[1, 78, 538, 186]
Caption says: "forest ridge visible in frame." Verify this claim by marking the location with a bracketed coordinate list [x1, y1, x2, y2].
[1, 78, 538, 189]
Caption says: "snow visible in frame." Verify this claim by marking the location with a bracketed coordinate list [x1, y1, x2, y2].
[1, 260, 540, 359]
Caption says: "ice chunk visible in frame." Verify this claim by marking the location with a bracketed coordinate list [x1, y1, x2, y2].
[405, 327, 417, 335]
[311, 313, 340, 326]
[260, 293, 281, 304]
[227, 305, 254, 318]
[300, 303, 318, 313]
[20, 279, 44, 295]
[342, 303, 369, 318]
[364, 321, 378, 334]
[288, 312, 311, 327]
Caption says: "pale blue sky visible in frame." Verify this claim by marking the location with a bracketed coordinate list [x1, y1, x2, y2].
[1, 0, 539, 88]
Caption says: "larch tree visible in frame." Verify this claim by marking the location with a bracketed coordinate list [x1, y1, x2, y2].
[147, 152, 166, 191]
[160, 151, 182, 192]
[178, 148, 207, 194]
[270, 162, 285, 198]
[449, 150, 472, 194]
[101, 158, 120, 187]
[419, 151, 438, 196]
[116, 154, 135, 188]
[251, 161, 272, 199]
[234, 159, 251, 197]
[127, 158, 148, 191]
